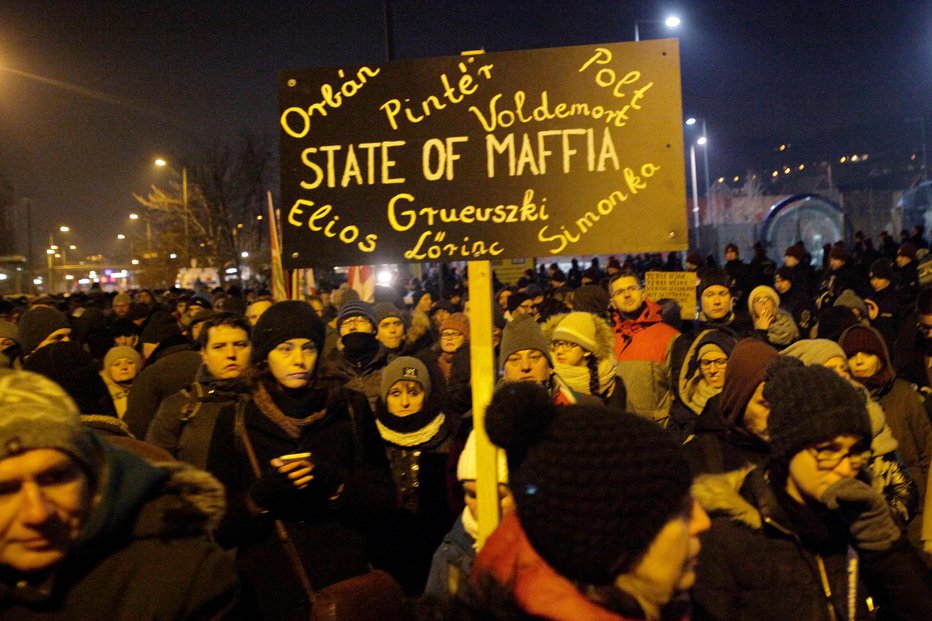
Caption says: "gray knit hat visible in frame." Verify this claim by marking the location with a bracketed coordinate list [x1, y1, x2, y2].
[104, 345, 143, 371]
[0, 369, 102, 474]
[499, 314, 552, 369]
[373, 302, 408, 329]
[380, 356, 430, 400]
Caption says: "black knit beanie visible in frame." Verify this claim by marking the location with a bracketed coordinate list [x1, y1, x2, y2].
[140, 311, 181, 344]
[16, 306, 69, 354]
[764, 357, 871, 460]
[486, 382, 693, 586]
[698, 269, 730, 296]
[23, 341, 116, 415]
[251, 301, 324, 364]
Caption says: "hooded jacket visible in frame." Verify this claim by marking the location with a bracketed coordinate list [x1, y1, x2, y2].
[0, 440, 240, 620]
[691, 468, 932, 621]
[611, 299, 680, 424]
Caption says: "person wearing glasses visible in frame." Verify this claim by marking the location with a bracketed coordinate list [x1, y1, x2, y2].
[506, 292, 540, 322]
[670, 328, 737, 442]
[692, 359, 932, 620]
[839, 324, 932, 557]
[747, 285, 799, 349]
[542, 311, 626, 409]
[608, 271, 680, 425]
[325, 300, 390, 411]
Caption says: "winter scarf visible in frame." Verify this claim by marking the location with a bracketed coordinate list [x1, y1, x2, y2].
[554, 357, 616, 397]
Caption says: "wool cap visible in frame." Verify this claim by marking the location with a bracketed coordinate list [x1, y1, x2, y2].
[24, 341, 116, 416]
[16, 306, 69, 354]
[428, 300, 457, 316]
[869, 259, 894, 281]
[829, 245, 847, 261]
[440, 312, 470, 340]
[764, 357, 871, 460]
[109, 317, 139, 339]
[524, 284, 544, 299]
[507, 292, 533, 314]
[380, 356, 430, 400]
[499, 314, 552, 369]
[456, 429, 508, 483]
[898, 242, 917, 260]
[572, 285, 610, 314]
[747, 285, 780, 315]
[839, 324, 887, 361]
[833, 289, 868, 318]
[0, 369, 103, 473]
[337, 300, 376, 329]
[251, 301, 324, 364]
[112, 292, 132, 307]
[140, 311, 180, 344]
[104, 345, 143, 371]
[720, 338, 778, 425]
[374, 302, 408, 329]
[782, 338, 846, 367]
[187, 294, 212, 311]
[699, 269, 731, 296]
[486, 382, 693, 586]
[775, 266, 795, 283]
[785, 245, 807, 262]
[551, 312, 600, 353]
[724, 242, 739, 254]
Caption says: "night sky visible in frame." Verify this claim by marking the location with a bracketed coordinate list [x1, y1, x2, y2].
[1, 0, 930, 262]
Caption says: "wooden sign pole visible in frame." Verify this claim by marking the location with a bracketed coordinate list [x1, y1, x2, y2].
[467, 259, 500, 547]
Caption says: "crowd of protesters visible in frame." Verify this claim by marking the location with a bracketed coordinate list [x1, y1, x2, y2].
[1, 226, 932, 619]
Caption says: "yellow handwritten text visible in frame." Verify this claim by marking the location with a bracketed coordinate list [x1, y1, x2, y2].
[485, 127, 618, 178]
[578, 48, 654, 101]
[404, 230, 504, 261]
[380, 57, 494, 130]
[537, 163, 661, 254]
[281, 66, 381, 138]
[469, 90, 648, 132]
[300, 141, 406, 189]
[386, 189, 548, 232]
[287, 199, 378, 253]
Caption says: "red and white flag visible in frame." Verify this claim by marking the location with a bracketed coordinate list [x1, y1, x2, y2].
[347, 265, 374, 302]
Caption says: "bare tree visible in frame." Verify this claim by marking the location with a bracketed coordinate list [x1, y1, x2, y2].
[133, 131, 275, 285]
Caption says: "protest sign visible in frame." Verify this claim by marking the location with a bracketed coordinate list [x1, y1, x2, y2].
[644, 270, 697, 319]
[279, 39, 686, 268]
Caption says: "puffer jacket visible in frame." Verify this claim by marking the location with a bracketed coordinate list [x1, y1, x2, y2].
[692, 468, 932, 621]
[611, 299, 680, 424]
[0, 440, 240, 620]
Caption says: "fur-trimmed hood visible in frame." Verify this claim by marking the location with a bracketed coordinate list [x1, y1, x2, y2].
[691, 467, 763, 530]
[541, 312, 615, 362]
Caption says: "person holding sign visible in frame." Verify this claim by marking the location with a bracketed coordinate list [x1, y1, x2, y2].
[609, 271, 680, 425]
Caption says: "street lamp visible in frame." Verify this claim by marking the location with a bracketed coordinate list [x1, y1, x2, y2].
[129, 212, 152, 254]
[685, 116, 711, 215]
[634, 14, 681, 41]
[155, 157, 189, 266]
[689, 138, 707, 250]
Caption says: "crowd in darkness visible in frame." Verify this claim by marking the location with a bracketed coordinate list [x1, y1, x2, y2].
[0, 225, 931, 620]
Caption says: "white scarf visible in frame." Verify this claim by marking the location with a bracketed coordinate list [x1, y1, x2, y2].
[375, 412, 446, 447]
[554, 357, 616, 396]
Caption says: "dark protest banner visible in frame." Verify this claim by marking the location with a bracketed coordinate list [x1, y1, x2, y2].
[279, 40, 686, 269]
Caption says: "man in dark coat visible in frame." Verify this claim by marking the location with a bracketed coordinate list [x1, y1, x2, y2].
[123, 312, 201, 439]
[0, 369, 240, 620]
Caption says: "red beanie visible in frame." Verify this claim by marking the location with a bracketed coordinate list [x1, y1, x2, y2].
[720, 339, 778, 426]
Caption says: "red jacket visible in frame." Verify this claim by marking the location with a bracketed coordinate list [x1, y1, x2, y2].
[612, 299, 680, 363]
[473, 511, 634, 621]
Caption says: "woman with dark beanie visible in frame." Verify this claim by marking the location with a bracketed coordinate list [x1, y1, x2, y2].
[839, 324, 932, 554]
[692, 359, 932, 620]
[683, 338, 778, 474]
[205, 301, 396, 621]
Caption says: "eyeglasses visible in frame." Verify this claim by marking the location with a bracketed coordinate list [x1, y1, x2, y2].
[699, 358, 728, 370]
[550, 340, 581, 352]
[807, 445, 871, 470]
[341, 316, 372, 328]
[752, 295, 774, 305]
[440, 330, 463, 339]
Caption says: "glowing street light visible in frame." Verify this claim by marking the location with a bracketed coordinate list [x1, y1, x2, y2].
[117, 234, 125, 240]
[634, 15, 681, 41]
[129, 213, 139, 220]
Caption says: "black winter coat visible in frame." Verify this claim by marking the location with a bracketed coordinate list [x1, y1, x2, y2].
[206, 381, 395, 621]
[692, 468, 932, 621]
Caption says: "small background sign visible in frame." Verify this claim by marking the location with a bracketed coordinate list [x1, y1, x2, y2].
[279, 40, 686, 268]
[644, 270, 696, 319]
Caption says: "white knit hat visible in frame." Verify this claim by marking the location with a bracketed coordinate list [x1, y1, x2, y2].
[551, 312, 600, 353]
[457, 430, 509, 483]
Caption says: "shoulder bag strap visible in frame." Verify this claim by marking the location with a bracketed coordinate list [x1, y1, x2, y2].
[234, 402, 319, 604]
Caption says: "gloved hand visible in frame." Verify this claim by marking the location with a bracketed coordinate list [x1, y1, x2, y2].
[249, 464, 304, 512]
[821, 477, 902, 551]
